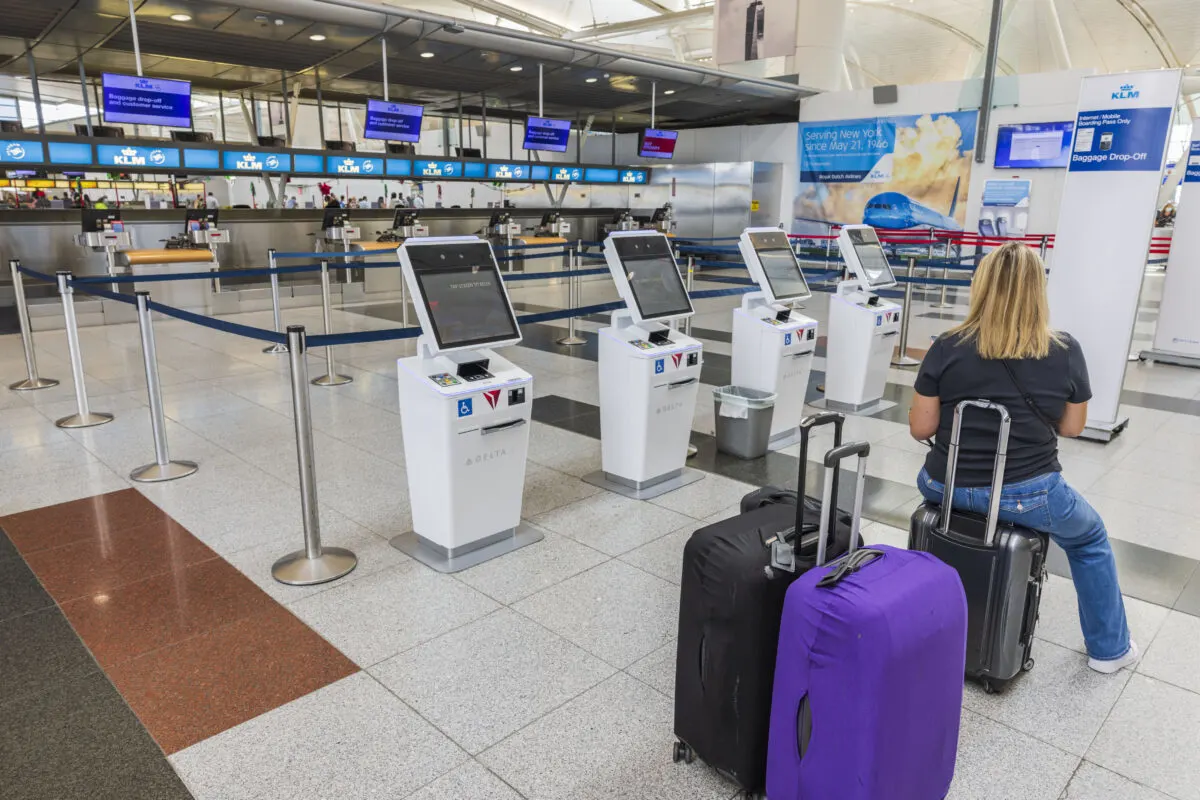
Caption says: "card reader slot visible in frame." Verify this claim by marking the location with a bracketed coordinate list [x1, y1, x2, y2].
[481, 418, 527, 436]
[881, 331, 899, 339]
[668, 377, 698, 389]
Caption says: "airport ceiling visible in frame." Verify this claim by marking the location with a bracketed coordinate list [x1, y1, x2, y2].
[0, 0, 812, 131]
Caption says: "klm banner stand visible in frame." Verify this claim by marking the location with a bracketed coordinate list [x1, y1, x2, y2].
[1142, 125, 1200, 369]
[1047, 69, 1182, 442]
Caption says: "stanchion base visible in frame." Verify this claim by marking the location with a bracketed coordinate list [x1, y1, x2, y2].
[390, 523, 545, 574]
[312, 374, 353, 387]
[891, 355, 921, 368]
[583, 467, 704, 500]
[263, 343, 289, 355]
[272, 546, 358, 586]
[55, 411, 114, 429]
[130, 460, 198, 483]
[556, 336, 587, 346]
[932, 303, 955, 310]
[9, 377, 59, 391]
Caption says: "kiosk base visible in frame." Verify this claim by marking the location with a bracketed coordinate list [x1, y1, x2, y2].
[1079, 418, 1130, 444]
[390, 523, 545, 574]
[582, 467, 704, 500]
[767, 427, 803, 452]
[809, 397, 898, 416]
[1139, 350, 1200, 370]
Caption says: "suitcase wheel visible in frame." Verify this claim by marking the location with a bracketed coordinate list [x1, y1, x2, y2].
[672, 741, 695, 765]
[1023, 657, 1035, 672]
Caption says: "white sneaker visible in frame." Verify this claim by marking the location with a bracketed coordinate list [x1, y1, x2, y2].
[1088, 641, 1139, 674]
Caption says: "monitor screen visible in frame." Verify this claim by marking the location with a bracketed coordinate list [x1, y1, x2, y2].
[639, 129, 678, 160]
[611, 235, 692, 321]
[81, 208, 121, 232]
[994, 122, 1074, 169]
[523, 117, 571, 153]
[363, 100, 424, 143]
[409, 242, 519, 350]
[102, 73, 192, 128]
[845, 227, 896, 289]
[185, 208, 218, 226]
[321, 208, 351, 229]
[747, 230, 811, 301]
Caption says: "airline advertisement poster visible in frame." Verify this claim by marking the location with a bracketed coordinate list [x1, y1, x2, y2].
[793, 110, 977, 232]
[1150, 125, 1200, 362]
[979, 179, 1032, 238]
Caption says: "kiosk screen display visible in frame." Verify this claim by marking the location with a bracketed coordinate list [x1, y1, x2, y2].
[612, 236, 692, 320]
[846, 227, 896, 288]
[410, 242, 519, 349]
[748, 231, 811, 301]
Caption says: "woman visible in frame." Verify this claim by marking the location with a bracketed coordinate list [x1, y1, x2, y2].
[909, 242, 1135, 674]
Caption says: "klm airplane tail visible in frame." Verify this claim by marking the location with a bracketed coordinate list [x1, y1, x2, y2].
[947, 176, 960, 220]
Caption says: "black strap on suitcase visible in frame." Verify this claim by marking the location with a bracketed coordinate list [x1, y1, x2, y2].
[673, 413, 856, 792]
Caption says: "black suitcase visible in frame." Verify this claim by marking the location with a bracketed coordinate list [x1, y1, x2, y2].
[909, 399, 1049, 694]
[672, 413, 856, 794]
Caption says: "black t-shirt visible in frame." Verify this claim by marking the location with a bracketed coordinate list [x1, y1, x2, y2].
[914, 332, 1092, 487]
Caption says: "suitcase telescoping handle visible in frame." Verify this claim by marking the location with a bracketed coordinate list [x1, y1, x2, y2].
[796, 412, 845, 535]
[940, 399, 1011, 547]
[816, 441, 869, 567]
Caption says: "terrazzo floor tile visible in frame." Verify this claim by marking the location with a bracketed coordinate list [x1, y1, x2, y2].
[521, 462, 602, 517]
[454, 531, 608, 605]
[626, 640, 677, 699]
[0, 439, 99, 477]
[533, 492, 694, 557]
[618, 524, 691, 585]
[1136, 610, 1200, 694]
[106, 601, 358, 754]
[1087, 674, 1200, 800]
[963, 639, 1131, 756]
[169, 672, 466, 800]
[526, 422, 602, 477]
[289, 561, 499, 667]
[1036, 575, 1169, 661]
[405, 760, 524, 800]
[647, 472, 756, 521]
[0, 605, 99, 705]
[948, 710, 1079, 800]
[372, 609, 615, 754]
[479, 673, 736, 800]
[512, 559, 679, 669]
[0, 487, 168, 554]
[1059, 762, 1175, 800]
[0, 461, 131, 517]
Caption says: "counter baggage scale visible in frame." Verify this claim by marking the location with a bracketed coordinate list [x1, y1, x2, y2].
[119, 208, 231, 311]
[815, 224, 902, 414]
[389, 236, 543, 572]
[359, 211, 429, 295]
[732, 227, 819, 449]
[583, 231, 705, 500]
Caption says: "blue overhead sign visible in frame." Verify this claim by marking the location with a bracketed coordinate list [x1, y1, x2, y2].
[463, 162, 486, 178]
[183, 149, 220, 170]
[620, 169, 648, 184]
[222, 150, 290, 172]
[531, 165, 550, 181]
[1184, 141, 1200, 184]
[584, 168, 619, 183]
[1068, 107, 1173, 172]
[293, 154, 324, 173]
[386, 159, 412, 176]
[552, 166, 583, 182]
[487, 163, 530, 180]
[48, 142, 93, 165]
[96, 144, 180, 169]
[0, 140, 45, 163]
[328, 155, 383, 176]
[414, 160, 462, 178]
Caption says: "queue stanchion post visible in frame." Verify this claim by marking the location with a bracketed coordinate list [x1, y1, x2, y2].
[130, 292, 197, 482]
[933, 264, 954, 309]
[891, 258, 921, 368]
[273, 325, 357, 585]
[311, 260, 352, 387]
[263, 249, 289, 355]
[54, 271, 113, 429]
[1039, 235, 1049, 261]
[556, 247, 586, 346]
[684, 255, 698, 459]
[401, 255, 410, 329]
[8, 260, 59, 391]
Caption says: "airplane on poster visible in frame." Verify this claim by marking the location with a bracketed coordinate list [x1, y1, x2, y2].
[862, 177, 963, 232]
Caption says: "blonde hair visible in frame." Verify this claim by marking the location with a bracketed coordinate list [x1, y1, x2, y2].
[947, 241, 1061, 360]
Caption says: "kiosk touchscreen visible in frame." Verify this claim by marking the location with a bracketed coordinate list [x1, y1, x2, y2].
[733, 228, 819, 448]
[823, 225, 903, 412]
[390, 236, 541, 572]
[584, 231, 704, 499]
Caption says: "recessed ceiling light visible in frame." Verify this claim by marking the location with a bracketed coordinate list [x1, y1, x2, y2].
[663, 89, 675, 95]
[309, 33, 326, 41]
[420, 51, 435, 58]
[585, 77, 598, 83]
[510, 65, 523, 72]
[170, 13, 192, 22]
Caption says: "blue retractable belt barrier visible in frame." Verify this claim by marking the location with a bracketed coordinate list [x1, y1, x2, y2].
[504, 267, 609, 282]
[493, 242, 574, 251]
[496, 251, 569, 263]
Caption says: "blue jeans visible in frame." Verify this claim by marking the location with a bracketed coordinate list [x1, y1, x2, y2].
[918, 468, 1131, 662]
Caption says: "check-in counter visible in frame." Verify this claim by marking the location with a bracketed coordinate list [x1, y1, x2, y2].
[116, 248, 218, 311]
[508, 236, 569, 273]
[352, 240, 403, 294]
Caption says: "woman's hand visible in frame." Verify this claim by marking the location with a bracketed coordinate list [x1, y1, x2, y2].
[910, 392, 941, 440]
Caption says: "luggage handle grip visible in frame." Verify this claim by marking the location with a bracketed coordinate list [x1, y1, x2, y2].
[796, 413, 845, 538]
[816, 441, 869, 567]
[940, 400, 1010, 547]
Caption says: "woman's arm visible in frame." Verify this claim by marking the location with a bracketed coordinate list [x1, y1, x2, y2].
[909, 392, 941, 440]
[1058, 401, 1088, 438]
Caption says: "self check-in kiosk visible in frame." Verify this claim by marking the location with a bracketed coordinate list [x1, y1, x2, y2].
[584, 231, 704, 499]
[822, 225, 902, 413]
[390, 236, 541, 572]
[733, 228, 819, 449]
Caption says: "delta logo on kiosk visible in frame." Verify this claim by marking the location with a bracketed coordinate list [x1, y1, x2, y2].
[672, 353, 683, 369]
[1112, 83, 1139, 101]
[483, 389, 502, 410]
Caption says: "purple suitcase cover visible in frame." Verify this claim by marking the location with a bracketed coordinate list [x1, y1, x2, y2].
[766, 544, 967, 800]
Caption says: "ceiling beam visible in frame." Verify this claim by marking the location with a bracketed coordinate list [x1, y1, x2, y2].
[566, 7, 712, 42]
[630, 0, 673, 12]
[448, 0, 569, 37]
[847, 1, 1016, 75]
[1113, 0, 1181, 68]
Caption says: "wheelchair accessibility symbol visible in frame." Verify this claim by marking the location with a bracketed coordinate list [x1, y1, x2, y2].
[457, 398, 473, 417]
[654, 359, 665, 374]
[784, 333, 792, 346]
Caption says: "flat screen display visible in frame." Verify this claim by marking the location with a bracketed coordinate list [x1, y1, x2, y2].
[611, 235, 692, 321]
[748, 231, 811, 301]
[102, 73, 192, 128]
[845, 227, 896, 289]
[409, 242, 519, 350]
[523, 117, 571, 153]
[639, 129, 678, 159]
[994, 122, 1074, 169]
[363, 100, 424, 143]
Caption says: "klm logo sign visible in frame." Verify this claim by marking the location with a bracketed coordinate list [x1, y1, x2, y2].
[112, 147, 166, 167]
[464, 449, 506, 467]
[655, 401, 684, 415]
[1112, 83, 1139, 100]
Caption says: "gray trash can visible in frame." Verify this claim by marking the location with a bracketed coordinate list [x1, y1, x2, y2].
[713, 386, 777, 460]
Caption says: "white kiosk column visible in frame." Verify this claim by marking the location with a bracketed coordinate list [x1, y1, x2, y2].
[1142, 124, 1200, 368]
[1047, 69, 1182, 441]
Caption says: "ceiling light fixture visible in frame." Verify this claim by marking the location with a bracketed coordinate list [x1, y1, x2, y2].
[309, 33, 326, 41]
[585, 77, 598, 83]
[169, 13, 192, 22]
[420, 51, 435, 58]
[663, 89, 675, 95]
[510, 65, 523, 72]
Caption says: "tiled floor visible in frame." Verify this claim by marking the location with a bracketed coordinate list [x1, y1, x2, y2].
[1, 265, 1199, 798]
